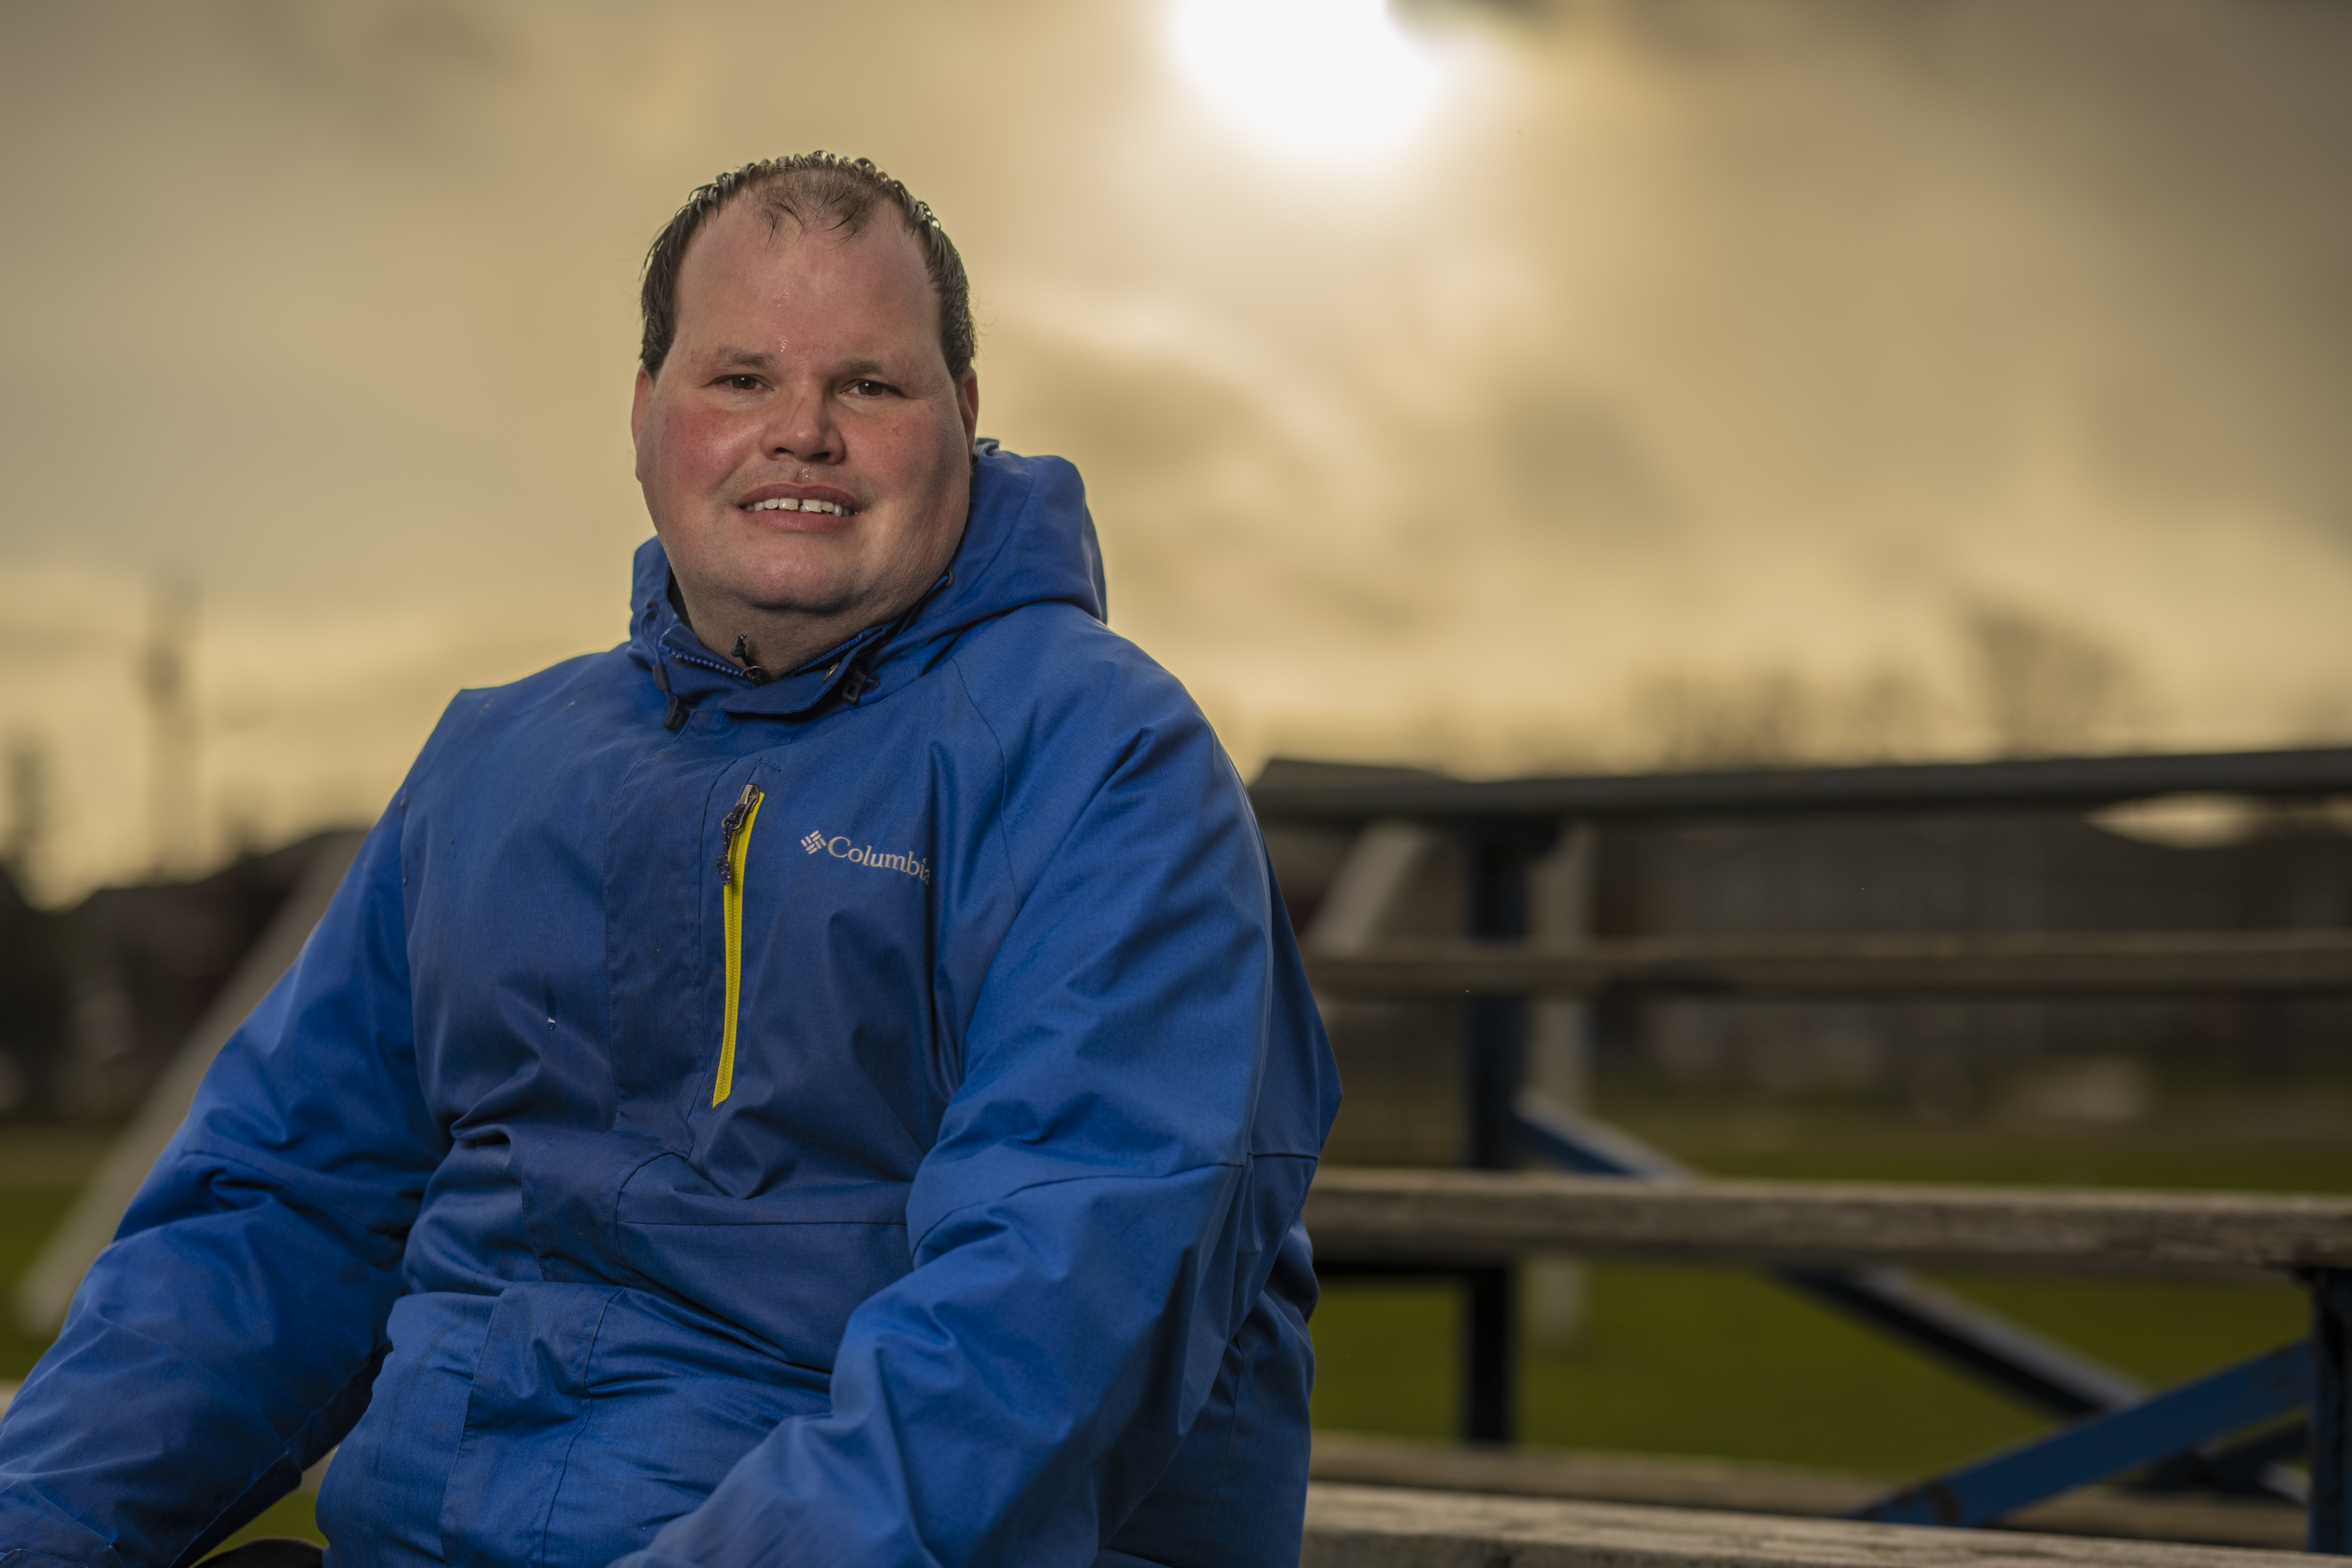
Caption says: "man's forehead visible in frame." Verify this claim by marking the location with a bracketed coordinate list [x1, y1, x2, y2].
[670, 199, 939, 353]
[687, 200, 927, 297]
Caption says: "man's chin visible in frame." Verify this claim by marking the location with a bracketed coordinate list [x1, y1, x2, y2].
[718, 552, 864, 616]
[735, 584, 862, 621]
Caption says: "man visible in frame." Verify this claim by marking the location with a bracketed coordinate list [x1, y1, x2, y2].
[0, 154, 1338, 1568]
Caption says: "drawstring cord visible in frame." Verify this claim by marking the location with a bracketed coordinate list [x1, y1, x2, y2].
[830, 567, 955, 710]
[644, 598, 691, 732]
[651, 655, 689, 732]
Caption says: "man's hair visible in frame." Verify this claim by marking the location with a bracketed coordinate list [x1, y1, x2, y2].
[637, 152, 975, 383]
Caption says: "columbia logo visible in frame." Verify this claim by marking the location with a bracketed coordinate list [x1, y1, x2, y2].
[803, 829, 932, 884]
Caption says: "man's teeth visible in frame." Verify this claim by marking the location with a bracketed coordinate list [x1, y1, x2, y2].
[748, 497, 848, 515]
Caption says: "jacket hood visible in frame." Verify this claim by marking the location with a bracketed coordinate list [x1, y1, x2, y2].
[626, 445, 1108, 723]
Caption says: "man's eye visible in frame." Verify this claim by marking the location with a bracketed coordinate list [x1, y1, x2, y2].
[720, 375, 763, 391]
[846, 379, 895, 397]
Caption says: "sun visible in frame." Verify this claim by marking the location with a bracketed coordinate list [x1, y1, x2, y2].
[1166, 0, 1448, 161]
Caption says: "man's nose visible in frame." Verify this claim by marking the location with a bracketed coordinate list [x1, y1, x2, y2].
[766, 385, 839, 463]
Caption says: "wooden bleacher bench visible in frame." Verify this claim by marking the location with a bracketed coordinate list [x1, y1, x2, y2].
[1258, 752, 2352, 1553]
[1306, 1432, 2306, 1551]
[1303, 1170, 2347, 1550]
[1304, 1168, 2352, 1280]
[1299, 1481, 2318, 1567]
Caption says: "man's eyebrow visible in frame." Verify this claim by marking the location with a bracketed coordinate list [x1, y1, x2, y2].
[702, 349, 899, 379]
[707, 346, 775, 371]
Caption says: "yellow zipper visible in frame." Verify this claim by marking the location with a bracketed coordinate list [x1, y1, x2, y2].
[713, 781, 764, 1105]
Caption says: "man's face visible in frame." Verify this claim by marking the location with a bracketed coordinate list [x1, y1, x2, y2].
[632, 198, 979, 662]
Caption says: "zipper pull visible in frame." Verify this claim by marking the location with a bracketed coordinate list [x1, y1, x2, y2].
[717, 782, 760, 885]
[730, 635, 771, 685]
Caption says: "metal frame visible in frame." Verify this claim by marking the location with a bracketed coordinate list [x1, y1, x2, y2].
[1306, 931, 2352, 999]
[1512, 1091, 2147, 1418]
[1853, 1342, 2310, 1530]
[1251, 743, 2352, 825]
[1458, 826, 2162, 1443]
[2315, 1271, 2352, 1552]
[1457, 823, 1548, 1442]
[1256, 746, 2352, 1546]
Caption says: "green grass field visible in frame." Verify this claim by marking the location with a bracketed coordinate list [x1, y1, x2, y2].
[1312, 1267, 2310, 1475]
[2, 1080, 2344, 1548]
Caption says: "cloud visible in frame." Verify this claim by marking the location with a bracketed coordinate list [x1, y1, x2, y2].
[3, 0, 2350, 897]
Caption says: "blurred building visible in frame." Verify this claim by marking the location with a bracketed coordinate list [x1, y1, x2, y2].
[0, 865, 69, 1120]
[0, 830, 363, 1123]
[1602, 807, 2352, 1115]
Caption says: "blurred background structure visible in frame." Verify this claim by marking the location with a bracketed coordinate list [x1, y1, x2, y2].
[4, 0, 2352, 903]
[2, 0, 2349, 1555]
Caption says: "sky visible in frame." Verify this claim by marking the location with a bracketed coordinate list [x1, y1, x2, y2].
[2, 0, 2349, 900]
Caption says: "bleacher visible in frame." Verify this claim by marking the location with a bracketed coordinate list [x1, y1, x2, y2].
[1255, 746, 2352, 1559]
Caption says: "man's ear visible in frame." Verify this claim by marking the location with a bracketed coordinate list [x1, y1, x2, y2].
[631, 368, 654, 448]
[956, 368, 980, 446]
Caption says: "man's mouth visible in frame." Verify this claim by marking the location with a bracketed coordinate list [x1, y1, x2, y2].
[739, 484, 859, 517]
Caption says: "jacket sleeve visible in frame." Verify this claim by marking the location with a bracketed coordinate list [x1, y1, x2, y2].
[0, 800, 443, 1568]
[616, 699, 1332, 1568]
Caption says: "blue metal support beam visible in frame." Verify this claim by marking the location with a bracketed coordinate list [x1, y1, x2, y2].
[1457, 824, 1545, 1445]
[2141, 1417, 2308, 1502]
[1852, 1342, 2310, 1531]
[2314, 1269, 2352, 1552]
[1512, 1092, 2147, 1420]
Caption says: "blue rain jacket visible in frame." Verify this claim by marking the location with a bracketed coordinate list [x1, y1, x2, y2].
[0, 448, 1339, 1568]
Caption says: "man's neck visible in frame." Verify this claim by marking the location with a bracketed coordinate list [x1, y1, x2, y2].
[673, 583, 938, 684]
